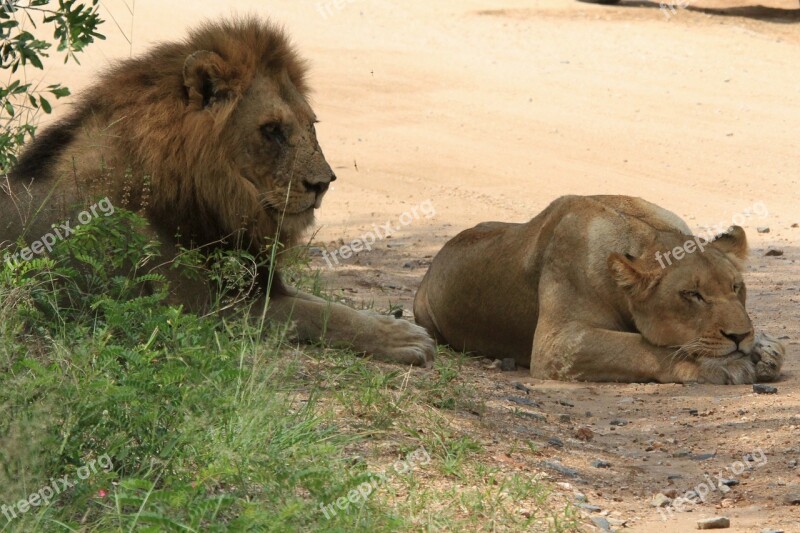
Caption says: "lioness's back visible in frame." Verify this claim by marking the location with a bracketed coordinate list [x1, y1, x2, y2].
[413, 195, 691, 363]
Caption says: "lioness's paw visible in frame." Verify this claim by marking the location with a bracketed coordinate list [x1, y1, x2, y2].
[368, 315, 436, 367]
[749, 331, 785, 382]
[697, 354, 755, 385]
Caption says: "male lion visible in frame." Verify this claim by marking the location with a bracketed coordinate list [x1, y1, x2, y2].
[0, 17, 434, 366]
[414, 195, 785, 383]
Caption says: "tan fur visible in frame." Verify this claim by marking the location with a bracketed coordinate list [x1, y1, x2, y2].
[1, 17, 434, 366]
[414, 195, 784, 383]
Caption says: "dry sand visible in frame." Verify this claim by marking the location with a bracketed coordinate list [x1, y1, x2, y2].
[32, 0, 800, 530]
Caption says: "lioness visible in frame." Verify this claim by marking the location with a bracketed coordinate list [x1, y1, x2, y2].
[0, 18, 434, 366]
[414, 195, 785, 383]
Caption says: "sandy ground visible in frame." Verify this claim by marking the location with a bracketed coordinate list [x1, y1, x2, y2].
[30, 0, 800, 530]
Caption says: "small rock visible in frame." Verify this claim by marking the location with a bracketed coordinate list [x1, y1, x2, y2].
[577, 503, 602, 513]
[559, 414, 572, 423]
[608, 518, 627, 527]
[556, 482, 573, 490]
[719, 479, 739, 487]
[765, 249, 784, 257]
[688, 408, 699, 416]
[753, 384, 778, 394]
[662, 489, 679, 498]
[574, 492, 588, 503]
[558, 399, 575, 407]
[673, 450, 691, 458]
[591, 516, 612, 531]
[761, 529, 784, 533]
[697, 516, 730, 529]
[592, 459, 612, 468]
[792, 223, 799, 228]
[402, 261, 414, 269]
[308, 246, 324, 257]
[501, 358, 517, 371]
[575, 427, 594, 441]
[610, 418, 628, 426]
[517, 411, 547, 422]
[548, 437, 564, 448]
[692, 453, 716, 461]
[513, 382, 532, 394]
[785, 492, 800, 505]
[757, 227, 770, 233]
[541, 460, 579, 478]
[651, 493, 672, 508]
[507, 396, 542, 408]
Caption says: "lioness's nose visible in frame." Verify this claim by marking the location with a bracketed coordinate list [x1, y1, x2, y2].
[722, 330, 751, 346]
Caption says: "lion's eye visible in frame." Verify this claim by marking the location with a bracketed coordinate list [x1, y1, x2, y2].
[260, 123, 286, 144]
[680, 290, 705, 303]
[733, 283, 743, 293]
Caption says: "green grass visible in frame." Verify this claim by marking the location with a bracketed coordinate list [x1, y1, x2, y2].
[0, 210, 580, 532]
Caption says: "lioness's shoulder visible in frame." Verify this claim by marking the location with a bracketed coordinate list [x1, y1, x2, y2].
[582, 195, 691, 235]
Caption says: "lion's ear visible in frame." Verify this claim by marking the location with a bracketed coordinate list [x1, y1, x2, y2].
[183, 50, 230, 108]
[608, 253, 661, 298]
[709, 225, 748, 269]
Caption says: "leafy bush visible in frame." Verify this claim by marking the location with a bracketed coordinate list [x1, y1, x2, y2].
[0, 0, 104, 171]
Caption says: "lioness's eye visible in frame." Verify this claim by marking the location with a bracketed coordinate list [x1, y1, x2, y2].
[733, 283, 743, 293]
[680, 290, 705, 303]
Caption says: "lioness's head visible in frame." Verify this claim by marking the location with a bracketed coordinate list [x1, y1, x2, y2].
[608, 226, 754, 357]
[169, 19, 336, 247]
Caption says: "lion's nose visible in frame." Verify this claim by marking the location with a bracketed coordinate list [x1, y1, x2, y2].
[304, 180, 330, 195]
[722, 330, 751, 347]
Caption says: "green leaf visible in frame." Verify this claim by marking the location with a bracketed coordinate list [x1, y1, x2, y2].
[39, 95, 52, 113]
[49, 85, 71, 98]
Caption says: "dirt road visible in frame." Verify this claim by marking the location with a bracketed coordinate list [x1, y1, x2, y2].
[41, 0, 799, 530]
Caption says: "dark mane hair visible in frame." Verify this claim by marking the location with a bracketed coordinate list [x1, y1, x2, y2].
[12, 17, 310, 253]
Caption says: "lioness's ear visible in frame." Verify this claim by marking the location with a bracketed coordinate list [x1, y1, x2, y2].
[608, 253, 661, 298]
[183, 50, 230, 108]
[709, 225, 748, 269]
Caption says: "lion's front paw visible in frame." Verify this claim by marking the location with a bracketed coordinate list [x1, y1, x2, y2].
[366, 315, 436, 367]
[749, 331, 785, 382]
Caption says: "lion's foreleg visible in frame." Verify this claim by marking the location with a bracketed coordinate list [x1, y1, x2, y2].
[262, 291, 435, 366]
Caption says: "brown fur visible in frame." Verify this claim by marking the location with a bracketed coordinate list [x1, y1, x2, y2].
[1, 17, 435, 366]
[414, 195, 784, 383]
